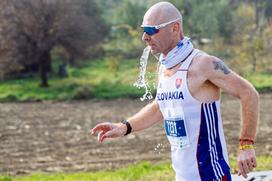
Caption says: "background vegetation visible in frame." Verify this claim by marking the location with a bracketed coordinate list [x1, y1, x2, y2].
[0, 0, 271, 101]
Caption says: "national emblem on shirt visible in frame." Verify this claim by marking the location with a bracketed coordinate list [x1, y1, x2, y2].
[175, 78, 182, 89]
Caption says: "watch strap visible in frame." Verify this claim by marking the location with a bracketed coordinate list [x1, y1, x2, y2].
[121, 120, 132, 136]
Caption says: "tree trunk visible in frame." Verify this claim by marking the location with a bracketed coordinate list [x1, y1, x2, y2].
[39, 51, 52, 87]
[252, 50, 257, 73]
[68, 53, 76, 67]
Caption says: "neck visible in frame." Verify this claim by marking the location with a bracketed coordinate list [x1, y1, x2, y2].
[159, 36, 194, 69]
[163, 36, 184, 56]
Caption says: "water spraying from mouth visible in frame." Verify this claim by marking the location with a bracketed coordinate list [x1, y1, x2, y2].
[133, 46, 153, 101]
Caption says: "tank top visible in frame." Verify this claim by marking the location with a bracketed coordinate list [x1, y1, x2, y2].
[156, 49, 231, 181]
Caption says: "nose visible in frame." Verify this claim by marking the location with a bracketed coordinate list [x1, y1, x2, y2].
[142, 32, 151, 42]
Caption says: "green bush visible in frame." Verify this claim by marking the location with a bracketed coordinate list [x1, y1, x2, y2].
[72, 86, 94, 100]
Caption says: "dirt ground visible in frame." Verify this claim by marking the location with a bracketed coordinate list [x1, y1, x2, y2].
[0, 93, 271, 175]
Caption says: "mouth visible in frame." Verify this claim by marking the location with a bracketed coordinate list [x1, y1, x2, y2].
[149, 44, 156, 50]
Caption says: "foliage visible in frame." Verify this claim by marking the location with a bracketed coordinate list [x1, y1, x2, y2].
[229, 3, 272, 74]
[101, 0, 146, 58]
[264, 0, 272, 21]
[112, 0, 147, 29]
[0, 0, 108, 85]
[0, 58, 150, 102]
[170, 0, 235, 39]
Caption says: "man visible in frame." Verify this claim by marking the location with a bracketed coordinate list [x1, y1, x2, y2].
[91, 2, 259, 181]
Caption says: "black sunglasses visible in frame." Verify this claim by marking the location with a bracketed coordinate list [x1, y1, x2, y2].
[141, 18, 181, 36]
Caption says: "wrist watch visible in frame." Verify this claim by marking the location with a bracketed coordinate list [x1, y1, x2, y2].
[121, 120, 132, 136]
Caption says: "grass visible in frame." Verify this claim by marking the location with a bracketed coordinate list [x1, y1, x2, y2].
[0, 161, 173, 181]
[246, 73, 272, 92]
[0, 58, 156, 102]
[0, 156, 271, 181]
[0, 57, 271, 102]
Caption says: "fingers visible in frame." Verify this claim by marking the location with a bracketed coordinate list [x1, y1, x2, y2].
[247, 158, 255, 171]
[251, 157, 257, 168]
[91, 122, 125, 143]
[90, 122, 112, 135]
[238, 161, 248, 178]
[90, 123, 105, 135]
[238, 159, 247, 178]
[98, 131, 107, 143]
[103, 128, 122, 140]
[237, 149, 257, 178]
[97, 128, 119, 143]
[238, 159, 256, 178]
[90, 122, 122, 143]
[100, 131, 111, 143]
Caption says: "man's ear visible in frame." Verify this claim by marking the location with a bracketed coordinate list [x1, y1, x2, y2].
[172, 22, 180, 33]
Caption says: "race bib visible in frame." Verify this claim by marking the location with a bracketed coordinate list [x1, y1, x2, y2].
[165, 118, 190, 150]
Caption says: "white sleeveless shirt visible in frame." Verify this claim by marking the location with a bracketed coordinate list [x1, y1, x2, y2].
[156, 49, 231, 181]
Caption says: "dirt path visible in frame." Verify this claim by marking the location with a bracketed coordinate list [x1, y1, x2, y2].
[0, 93, 271, 175]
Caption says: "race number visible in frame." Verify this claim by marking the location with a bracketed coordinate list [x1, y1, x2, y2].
[165, 118, 190, 150]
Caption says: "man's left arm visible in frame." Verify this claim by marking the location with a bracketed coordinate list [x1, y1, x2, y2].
[201, 56, 259, 178]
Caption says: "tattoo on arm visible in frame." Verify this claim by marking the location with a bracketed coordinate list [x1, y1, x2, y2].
[213, 61, 230, 75]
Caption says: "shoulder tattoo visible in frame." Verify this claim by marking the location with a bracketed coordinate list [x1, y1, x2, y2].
[212, 60, 230, 75]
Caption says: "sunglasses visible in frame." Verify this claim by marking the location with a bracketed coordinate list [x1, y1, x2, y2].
[141, 18, 181, 36]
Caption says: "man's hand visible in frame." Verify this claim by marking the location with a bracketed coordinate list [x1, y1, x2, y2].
[237, 149, 257, 178]
[90, 122, 126, 143]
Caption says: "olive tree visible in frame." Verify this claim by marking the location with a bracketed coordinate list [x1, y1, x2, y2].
[0, 0, 108, 86]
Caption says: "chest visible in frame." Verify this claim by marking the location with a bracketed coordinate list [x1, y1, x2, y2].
[160, 68, 204, 94]
[159, 68, 219, 103]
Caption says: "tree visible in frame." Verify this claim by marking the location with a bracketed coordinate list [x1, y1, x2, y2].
[101, 0, 147, 58]
[264, 0, 272, 23]
[179, 0, 234, 40]
[0, 0, 108, 86]
[230, 4, 265, 73]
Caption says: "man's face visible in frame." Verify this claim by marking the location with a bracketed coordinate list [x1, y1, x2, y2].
[141, 18, 178, 55]
[142, 28, 170, 55]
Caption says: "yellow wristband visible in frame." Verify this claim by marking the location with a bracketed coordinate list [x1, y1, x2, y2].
[239, 145, 255, 150]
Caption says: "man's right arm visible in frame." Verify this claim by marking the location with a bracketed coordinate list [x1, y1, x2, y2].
[127, 100, 163, 132]
[91, 100, 163, 143]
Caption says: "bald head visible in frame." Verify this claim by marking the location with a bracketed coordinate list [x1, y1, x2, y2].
[141, 2, 184, 55]
[142, 2, 182, 26]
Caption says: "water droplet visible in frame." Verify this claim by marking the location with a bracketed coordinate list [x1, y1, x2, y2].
[154, 143, 165, 155]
